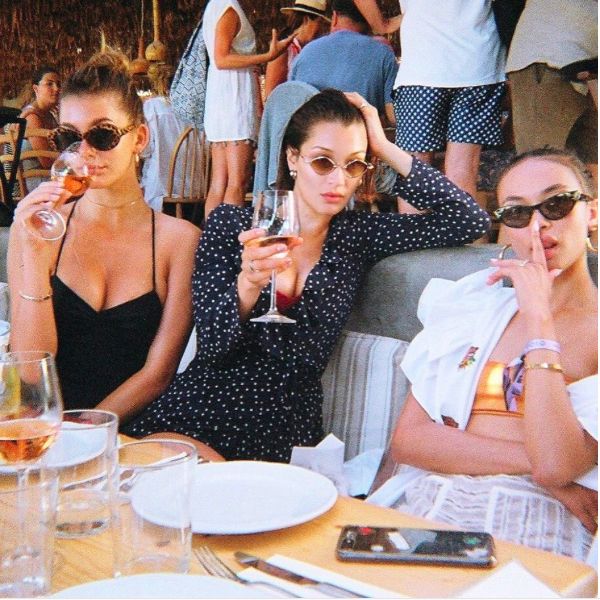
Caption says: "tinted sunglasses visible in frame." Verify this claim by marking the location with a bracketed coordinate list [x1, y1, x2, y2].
[493, 190, 592, 228]
[49, 123, 136, 152]
[300, 155, 374, 179]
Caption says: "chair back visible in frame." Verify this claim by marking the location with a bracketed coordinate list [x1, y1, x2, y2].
[13, 128, 58, 199]
[163, 126, 209, 221]
[0, 112, 26, 210]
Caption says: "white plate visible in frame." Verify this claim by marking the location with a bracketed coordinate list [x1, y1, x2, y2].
[52, 574, 272, 598]
[132, 461, 338, 534]
[0, 422, 106, 472]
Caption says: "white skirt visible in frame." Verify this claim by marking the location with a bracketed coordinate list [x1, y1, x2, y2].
[395, 473, 593, 561]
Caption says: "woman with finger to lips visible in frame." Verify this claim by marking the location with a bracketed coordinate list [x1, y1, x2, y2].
[374, 148, 598, 560]
[124, 84, 489, 463]
[8, 51, 202, 438]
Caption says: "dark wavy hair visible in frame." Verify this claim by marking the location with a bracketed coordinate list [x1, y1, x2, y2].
[277, 88, 365, 188]
[32, 66, 59, 85]
[61, 50, 144, 124]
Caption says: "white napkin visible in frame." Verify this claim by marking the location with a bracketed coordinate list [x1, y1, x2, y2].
[456, 560, 560, 598]
[290, 434, 349, 495]
[238, 554, 402, 598]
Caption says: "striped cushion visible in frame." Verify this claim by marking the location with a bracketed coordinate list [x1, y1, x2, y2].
[322, 331, 410, 460]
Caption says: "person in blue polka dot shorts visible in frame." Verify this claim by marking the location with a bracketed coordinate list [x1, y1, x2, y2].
[123, 85, 490, 462]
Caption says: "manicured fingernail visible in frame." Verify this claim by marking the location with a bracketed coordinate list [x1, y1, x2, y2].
[490, 258, 498, 263]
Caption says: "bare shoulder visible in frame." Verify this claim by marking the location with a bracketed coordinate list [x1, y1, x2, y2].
[154, 212, 201, 250]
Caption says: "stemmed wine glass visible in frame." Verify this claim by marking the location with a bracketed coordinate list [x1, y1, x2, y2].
[26, 141, 94, 241]
[248, 190, 301, 324]
[0, 351, 63, 563]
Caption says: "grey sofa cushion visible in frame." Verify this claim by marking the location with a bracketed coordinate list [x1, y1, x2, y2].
[346, 244, 597, 343]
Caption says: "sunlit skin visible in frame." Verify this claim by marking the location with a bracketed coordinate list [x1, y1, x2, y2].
[391, 155, 598, 535]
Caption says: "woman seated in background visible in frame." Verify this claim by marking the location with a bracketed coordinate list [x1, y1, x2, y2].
[124, 83, 490, 463]
[17, 66, 61, 193]
[264, 0, 330, 99]
[373, 148, 597, 560]
[8, 51, 200, 427]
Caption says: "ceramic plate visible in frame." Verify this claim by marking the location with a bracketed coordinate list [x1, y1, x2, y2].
[52, 574, 274, 598]
[132, 461, 338, 534]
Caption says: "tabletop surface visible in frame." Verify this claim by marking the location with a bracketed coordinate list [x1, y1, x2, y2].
[52, 493, 597, 598]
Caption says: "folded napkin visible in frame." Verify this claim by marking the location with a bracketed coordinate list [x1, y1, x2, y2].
[290, 434, 349, 495]
[456, 560, 560, 598]
[238, 554, 402, 598]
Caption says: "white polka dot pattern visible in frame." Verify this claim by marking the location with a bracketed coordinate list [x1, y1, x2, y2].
[394, 83, 506, 152]
[123, 160, 490, 462]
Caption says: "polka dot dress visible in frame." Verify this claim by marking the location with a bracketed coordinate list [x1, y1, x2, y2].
[123, 160, 490, 462]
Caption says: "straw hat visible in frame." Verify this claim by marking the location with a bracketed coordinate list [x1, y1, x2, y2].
[281, 0, 331, 22]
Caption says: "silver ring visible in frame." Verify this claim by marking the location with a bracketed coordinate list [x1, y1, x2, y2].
[249, 259, 258, 273]
[519, 259, 530, 267]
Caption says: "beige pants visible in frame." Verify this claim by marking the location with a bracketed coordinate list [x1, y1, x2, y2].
[509, 64, 597, 163]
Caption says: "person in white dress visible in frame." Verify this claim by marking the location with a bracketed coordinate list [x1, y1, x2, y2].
[202, 0, 294, 219]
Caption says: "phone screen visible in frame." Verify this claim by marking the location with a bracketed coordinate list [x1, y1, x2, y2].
[337, 526, 496, 568]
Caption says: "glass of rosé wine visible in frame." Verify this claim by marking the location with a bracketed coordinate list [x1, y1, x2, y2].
[247, 190, 301, 324]
[0, 351, 63, 564]
[26, 141, 94, 241]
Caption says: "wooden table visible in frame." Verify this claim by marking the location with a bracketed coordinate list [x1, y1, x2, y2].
[52, 495, 597, 598]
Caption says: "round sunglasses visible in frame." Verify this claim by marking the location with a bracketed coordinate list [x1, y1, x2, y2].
[493, 190, 592, 228]
[300, 155, 373, 179]
[49, 123, 136, 152]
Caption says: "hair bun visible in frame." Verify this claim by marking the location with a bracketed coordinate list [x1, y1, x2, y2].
[85, 49, 131, 76]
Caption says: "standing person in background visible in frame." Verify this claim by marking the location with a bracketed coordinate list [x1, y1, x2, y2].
[140, 65, 204, 214]
[264, 0, 330, 99]
[202, 0, 294, 219]
[17, 66, 61, 192]
[506, 0, 597, 185]
[354, 0, 506, 203]
[289, 0, 398, 127]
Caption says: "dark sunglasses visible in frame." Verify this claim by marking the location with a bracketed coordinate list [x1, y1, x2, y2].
[493, 190, 592, 228]
[300, 155, 374, 179]
[49, 123, 136, 152]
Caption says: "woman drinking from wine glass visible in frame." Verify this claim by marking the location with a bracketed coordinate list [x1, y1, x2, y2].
[8, 51, 201, 427]
[124, 84, 490, 462]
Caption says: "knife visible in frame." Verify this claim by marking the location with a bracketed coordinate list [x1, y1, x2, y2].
[234, 551, 362, 598]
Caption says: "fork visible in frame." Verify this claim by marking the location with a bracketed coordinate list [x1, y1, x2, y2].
[193, 546, 299, 598]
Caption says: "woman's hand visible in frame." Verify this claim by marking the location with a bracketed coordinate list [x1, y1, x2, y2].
[545, 483, 598, 533]
[13, 181, 72, 249]
[344, 92, 389, 158]
[487, 222, 561, 320]
[238, 227, 302, 290]
[266, 28, 296, 62]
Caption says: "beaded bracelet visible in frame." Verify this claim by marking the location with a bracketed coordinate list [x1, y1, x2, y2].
[523, 339, 561, 355]
[524, 362, 564, 373]
[19, 290, 53, 302]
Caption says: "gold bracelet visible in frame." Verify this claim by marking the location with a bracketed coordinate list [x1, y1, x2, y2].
[524, 362, 564, 373]
[19, 290, 53, 302]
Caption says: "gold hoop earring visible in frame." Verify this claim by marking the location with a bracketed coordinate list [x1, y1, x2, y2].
[586, 237, 597, 253]
[134, 153, 140, 166]
[498, 244, 512, 260]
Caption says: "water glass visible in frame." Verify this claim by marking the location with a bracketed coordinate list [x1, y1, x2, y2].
[112, 440, 197, 577]
[0, 466, 58, 597]
[52, 409, 118, 538]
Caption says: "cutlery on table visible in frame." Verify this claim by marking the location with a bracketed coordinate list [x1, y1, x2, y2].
[193, 546, 299, 598]
[234, 551, 363, 598]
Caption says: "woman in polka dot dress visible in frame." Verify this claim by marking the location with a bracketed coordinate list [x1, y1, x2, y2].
[124, 87, 490, 462]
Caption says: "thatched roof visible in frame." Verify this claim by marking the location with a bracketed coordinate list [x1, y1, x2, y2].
[1, 0, 398, 103]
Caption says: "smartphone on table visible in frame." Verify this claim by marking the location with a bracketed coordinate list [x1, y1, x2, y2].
[336, 525, 497, 568]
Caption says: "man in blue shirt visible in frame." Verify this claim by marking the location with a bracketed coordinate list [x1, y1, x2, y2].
[289, 0, 398, 126]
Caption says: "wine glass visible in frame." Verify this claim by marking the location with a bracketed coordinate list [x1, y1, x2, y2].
[26, 141, 93, 241]
[248, 190, 301, 324]
[0, 351, 63, 564]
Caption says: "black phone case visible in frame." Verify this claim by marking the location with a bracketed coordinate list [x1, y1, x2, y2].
[336, 526, 497, 568]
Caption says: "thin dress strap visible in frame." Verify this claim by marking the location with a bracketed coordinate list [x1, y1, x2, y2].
[53, 201, 78, 275]
[151, 209, 156, 291]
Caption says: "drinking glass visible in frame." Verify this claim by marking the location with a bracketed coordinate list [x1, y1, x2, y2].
[0, 351, 63, 570]
[27, 141, 93, 241]
[247, 190, 301, 324]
